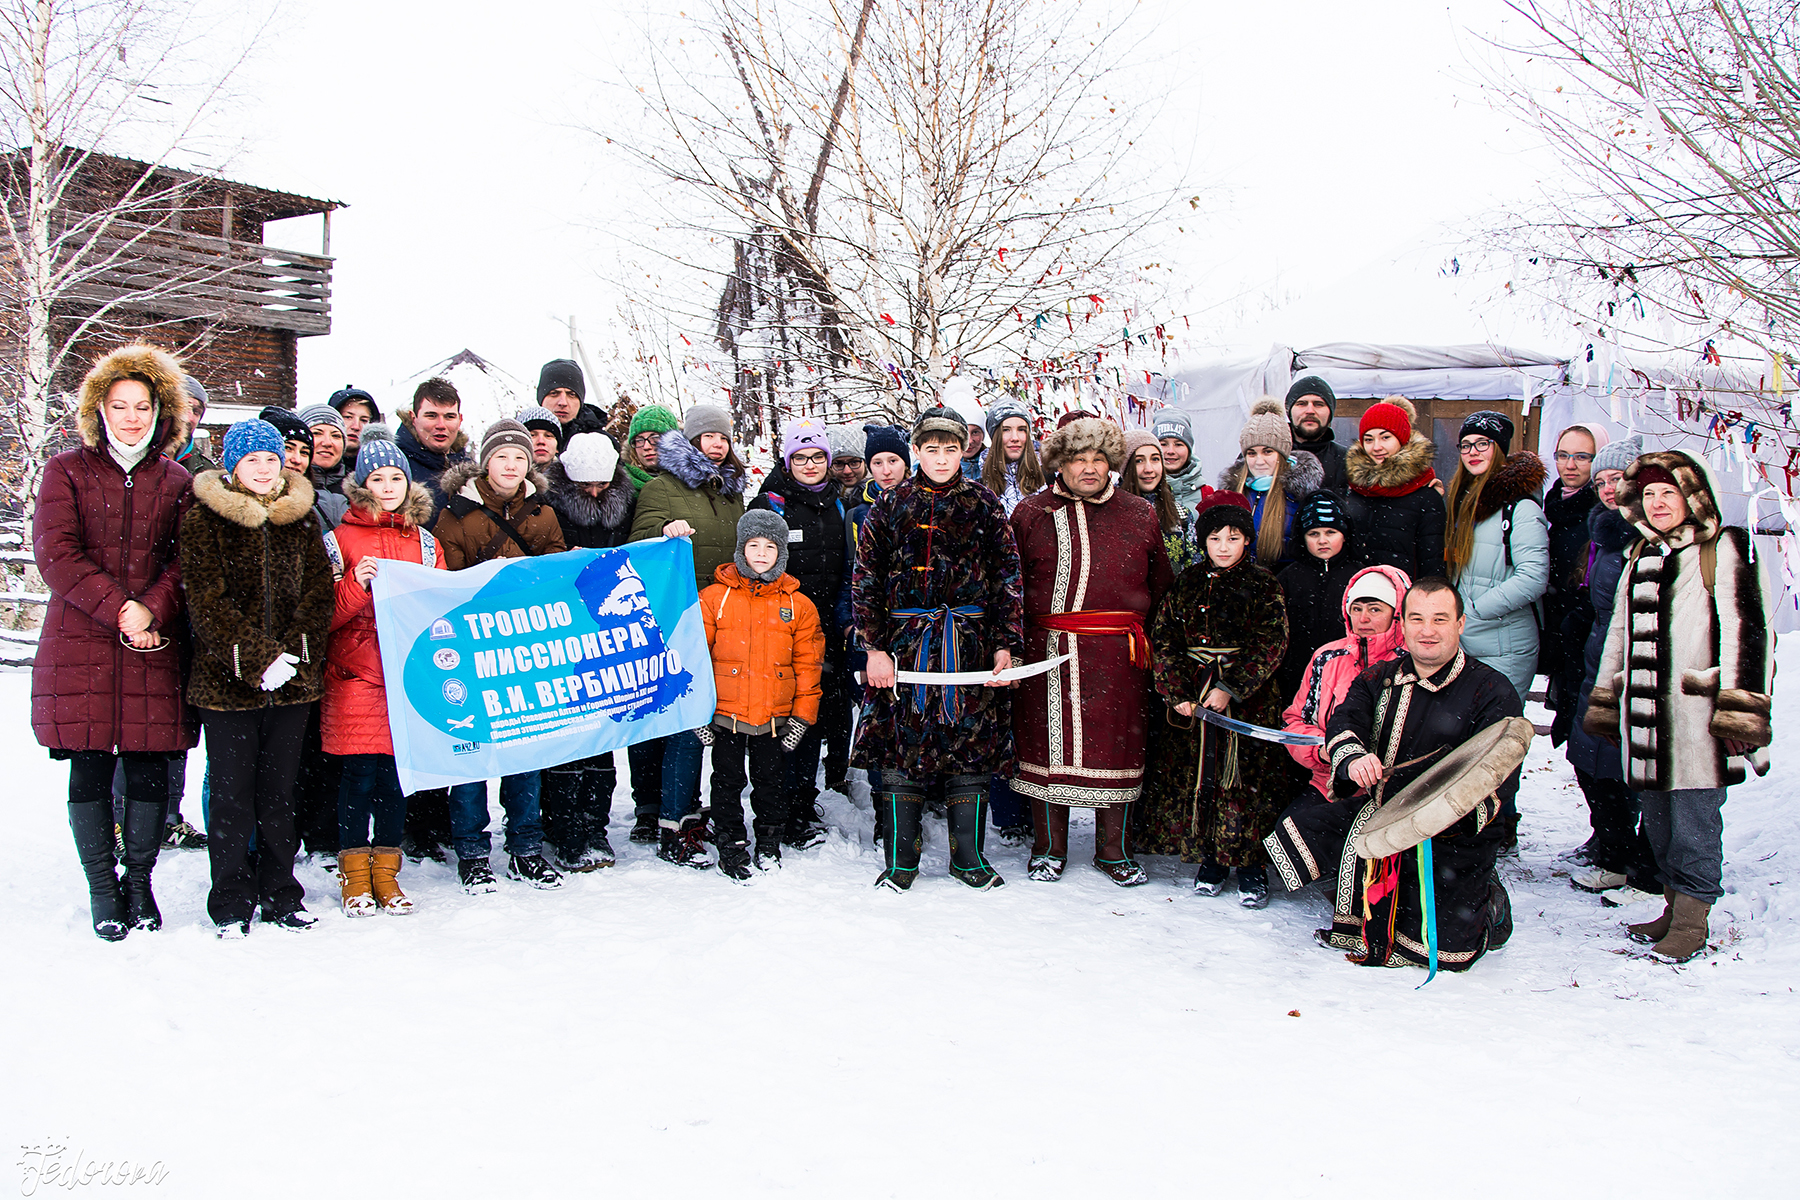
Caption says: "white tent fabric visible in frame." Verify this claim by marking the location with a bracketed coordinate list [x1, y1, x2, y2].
[387, 349, 531, 443]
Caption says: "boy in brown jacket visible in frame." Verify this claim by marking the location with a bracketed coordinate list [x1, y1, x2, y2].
[690, 510, 826, 880]
[431, 419, 569, 893]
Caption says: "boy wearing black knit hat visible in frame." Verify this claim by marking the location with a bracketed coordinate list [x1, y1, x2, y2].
[1274, 489, 1367, 699]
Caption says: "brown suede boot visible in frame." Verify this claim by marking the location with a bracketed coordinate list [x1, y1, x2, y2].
[369, 848, 414, 915]
[1650, 892, 1711, 963]
[339, 848, 376, 917]
[1626, 889, 1677, 944]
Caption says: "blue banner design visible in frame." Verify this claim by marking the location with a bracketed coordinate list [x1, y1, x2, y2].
[372, 539, 714, 793]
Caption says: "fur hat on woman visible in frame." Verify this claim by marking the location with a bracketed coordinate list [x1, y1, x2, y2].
[684, 404, 734, 442]
[478, 419, 535, 469]
[1041, 416, 1126, 472]
[734, 508, 792, 583]
[1193, 488, 1256, 544]
[352, 425, 411, 485]
[1239, 397, 1293, 456]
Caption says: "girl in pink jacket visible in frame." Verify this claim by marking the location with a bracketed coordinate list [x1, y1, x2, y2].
[1281, 564, 1413, 798]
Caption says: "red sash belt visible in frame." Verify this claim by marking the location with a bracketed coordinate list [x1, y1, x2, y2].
[1035, 610, 1151, 669]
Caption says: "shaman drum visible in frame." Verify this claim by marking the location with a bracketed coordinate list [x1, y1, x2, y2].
[1350, 717, 1534, 859]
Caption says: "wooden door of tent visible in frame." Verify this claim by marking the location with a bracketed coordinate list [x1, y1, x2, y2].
[1328, 397, 1541, 484]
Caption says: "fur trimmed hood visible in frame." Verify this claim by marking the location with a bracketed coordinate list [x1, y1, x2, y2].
[1470, 450, 1548, 524]
[191, 469, 317, 528]
[1346, 431, 1437, 497]
[438, 460, 550, 506]
[1040, 416, 1126, 471]
[1616, 449, 1723, 549]
[77, 342, 193, 459]
[545, 458, 635, 530]
[342, 478, 436, 528]
[1218, 448, 1324, 499]
[657, 428, 747, 497]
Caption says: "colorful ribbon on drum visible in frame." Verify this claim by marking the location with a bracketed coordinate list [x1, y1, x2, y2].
[1417, 838, 1439, 987]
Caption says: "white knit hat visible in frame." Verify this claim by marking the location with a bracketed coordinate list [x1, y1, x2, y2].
[561, 432, 619, 483]
[1345, 572, 1399, 609]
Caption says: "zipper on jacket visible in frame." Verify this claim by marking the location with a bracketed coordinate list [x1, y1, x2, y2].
[112, 457, 138, 753]
[262, 524, 274, 706]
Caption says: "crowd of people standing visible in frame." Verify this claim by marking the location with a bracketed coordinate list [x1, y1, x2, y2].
[33, 344, 1774, 970]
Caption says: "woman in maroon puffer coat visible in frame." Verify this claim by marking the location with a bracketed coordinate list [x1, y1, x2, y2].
[33, 342, 197, 941]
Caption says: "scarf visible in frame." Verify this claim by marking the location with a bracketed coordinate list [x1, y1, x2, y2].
[106, 412, 160, 475]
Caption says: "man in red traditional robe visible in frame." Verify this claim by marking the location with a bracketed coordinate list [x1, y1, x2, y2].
[1010, 417, 1173, 885]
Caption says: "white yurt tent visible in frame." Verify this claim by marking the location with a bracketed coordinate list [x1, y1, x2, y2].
[388, 349, 532, 442]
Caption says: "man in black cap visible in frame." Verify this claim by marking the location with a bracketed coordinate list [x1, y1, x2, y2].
[1286, 375, 1348, 494]
[537, 358, 609, 447]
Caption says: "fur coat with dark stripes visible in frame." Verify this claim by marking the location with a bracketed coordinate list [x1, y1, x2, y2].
[1583, 450, 1774, 789]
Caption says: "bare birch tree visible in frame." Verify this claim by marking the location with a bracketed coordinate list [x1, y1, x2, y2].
[0, 0, 263, 505]
[610, 0, 1184, 422]
[1476, 0, 1800, 361]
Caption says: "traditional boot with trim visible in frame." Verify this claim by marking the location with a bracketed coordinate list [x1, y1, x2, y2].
[1027, 797, 1069, 883]
[1650, 892, 1712, 963]
[874, 792, 923, 892]
[369, 848, 414, 915]
[338, 847, 377, 917]
[946, 786, 1004, 890]
[1626, 889, 1677, 944]
[1093, 803, 1147, 887]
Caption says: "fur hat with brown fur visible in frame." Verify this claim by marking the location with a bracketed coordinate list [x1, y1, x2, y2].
[1617, 449, 1723, 546]
[1041, 416, 1126, 472]
[78, 342, 193, 459]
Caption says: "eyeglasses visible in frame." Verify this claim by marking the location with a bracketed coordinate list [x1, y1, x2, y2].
[790, 451, 828, 467]
[1554, 452, 1594, 463]
[1458, 438, 1495, 454]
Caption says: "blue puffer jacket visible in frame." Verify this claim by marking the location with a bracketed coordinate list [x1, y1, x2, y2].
[1565, 504, 1633, 779]
[1454, 452, 1550, 704]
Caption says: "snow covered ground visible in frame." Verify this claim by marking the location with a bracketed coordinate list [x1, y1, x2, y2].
[5, 653, 1797, 1199]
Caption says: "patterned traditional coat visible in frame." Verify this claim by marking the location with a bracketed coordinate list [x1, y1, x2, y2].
[849, 472, 1025, 778]
[1141, 556, 1289, 864]
[1584, 451, 1774, 789]
[1010, 480, 1172, 807]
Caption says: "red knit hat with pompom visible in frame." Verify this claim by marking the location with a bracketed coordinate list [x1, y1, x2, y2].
[1359, 400, 1413, 444]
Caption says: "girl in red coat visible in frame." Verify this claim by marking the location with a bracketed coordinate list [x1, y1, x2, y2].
[34, 343, 196, 940]
[321, 428, 446, 916]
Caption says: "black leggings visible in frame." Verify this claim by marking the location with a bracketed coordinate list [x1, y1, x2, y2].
[70, 751, 170, 813]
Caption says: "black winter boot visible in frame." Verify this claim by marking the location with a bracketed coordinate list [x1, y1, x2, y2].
[717, 839, 753, 882]
[1487, 871, 1514, 949]
[874, 794, 923, 891]
[120, 799, 166, 931]
[946, 787, 1003, 890]
[69, 801, 127, 941]
[659, 816, 712, 869]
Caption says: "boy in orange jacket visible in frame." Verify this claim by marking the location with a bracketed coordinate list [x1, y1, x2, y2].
[691, 510, 826, 880]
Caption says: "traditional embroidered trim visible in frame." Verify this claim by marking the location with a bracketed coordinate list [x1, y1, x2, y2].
[1265, 830, 1304, 892]
[1009, 776, 1141, 806]
[1017, 761, 1143, 781]
[1285, 816, 1320, 879]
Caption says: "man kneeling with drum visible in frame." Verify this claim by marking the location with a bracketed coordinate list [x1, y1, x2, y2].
[1264, 578, 1525, 973]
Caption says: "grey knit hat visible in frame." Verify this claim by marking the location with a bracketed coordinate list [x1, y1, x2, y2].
[735, 508, 791, 583]
[1151, 408, 1194, 450]
[478, 418, 535, 469]
[1591, 432, 1642, 476]
[827, 424, 866, 461]
[984, 396, 1034, 437]
[909, 405, 968, 449]
[516, 405, 562, 438]
[684, 403, 733, 441]
[298, 402, 346, 438]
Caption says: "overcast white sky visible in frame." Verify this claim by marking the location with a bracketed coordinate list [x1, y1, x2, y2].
[223, 0, 1559, 410]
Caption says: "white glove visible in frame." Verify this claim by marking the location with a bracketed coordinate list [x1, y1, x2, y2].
[260, 652, 300, 691]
